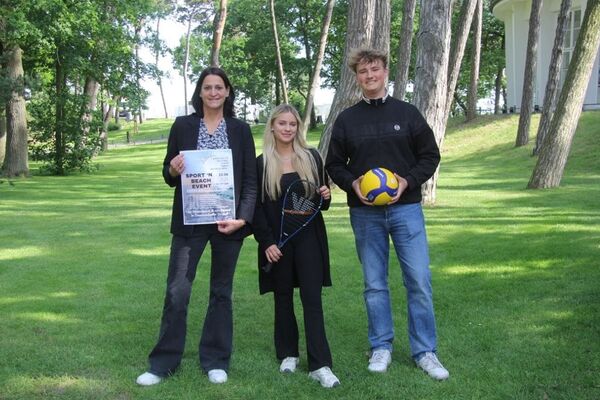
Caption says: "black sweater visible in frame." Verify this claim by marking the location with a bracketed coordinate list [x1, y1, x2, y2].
[251, 149, 332, 294]
[325, 97, 440, 207]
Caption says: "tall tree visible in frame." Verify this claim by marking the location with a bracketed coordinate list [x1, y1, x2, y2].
[392, 0, 417, 101]
[493, 33, 505, 114]
[0, 3, 30, 177]
[154, 17, 169, 118]
[0, 109, 5, 166]
[1, 45, 29, 177]
[210, 0, 228, 67]
[318, 0, 391, 157]
[466, 0, 482, 121]
[151, 0, 176, 120]
[528, 0, 600, 189]
[452, 1, 505, 117]
[515, 0, 543, 147]
[0, 34, 5, 166]
[533, 0, 572, 155]
[269, 0, 289, 104]
[444, 0, 478, 121]
[413, 0, 452, 205]
[178, 1, 210, 114]
[301, 0, 335, 137]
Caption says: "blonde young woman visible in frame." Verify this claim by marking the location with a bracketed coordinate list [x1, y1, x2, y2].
[251, 104, 340, 388]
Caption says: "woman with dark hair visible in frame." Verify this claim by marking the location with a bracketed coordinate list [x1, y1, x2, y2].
[137, 67, 257, 386]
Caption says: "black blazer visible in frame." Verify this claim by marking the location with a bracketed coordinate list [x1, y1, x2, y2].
[162, 113, 257, 240]
[251, 148, 332, 294]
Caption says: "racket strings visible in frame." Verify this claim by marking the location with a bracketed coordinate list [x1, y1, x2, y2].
[280, 182, 321, 238]
[283, 191, 319, 216]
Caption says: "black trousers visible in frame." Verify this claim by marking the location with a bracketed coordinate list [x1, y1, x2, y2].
[148, 230, 243, 376]
[271, 226, 332, 372]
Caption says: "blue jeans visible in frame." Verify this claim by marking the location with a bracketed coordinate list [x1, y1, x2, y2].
[350, 203, 437, 359]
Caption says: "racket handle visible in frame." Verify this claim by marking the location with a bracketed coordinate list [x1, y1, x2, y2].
[262, 262, 273, 273]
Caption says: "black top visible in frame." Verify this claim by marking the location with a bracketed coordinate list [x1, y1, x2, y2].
[325, 97, 440, 207]
[162, 113, 257, 239]
[251, 149, 332, 294]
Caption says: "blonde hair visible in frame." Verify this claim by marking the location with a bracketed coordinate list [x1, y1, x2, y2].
[262, 104, 319, 200]
[348, 47, 388, 73]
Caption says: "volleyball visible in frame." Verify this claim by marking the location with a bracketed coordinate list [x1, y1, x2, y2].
[359, 168, 399, 205]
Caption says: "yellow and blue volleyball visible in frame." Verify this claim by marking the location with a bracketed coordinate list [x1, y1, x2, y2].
[359, 168, 399, 205]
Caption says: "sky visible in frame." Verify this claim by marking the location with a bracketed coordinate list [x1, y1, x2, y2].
[140, 17, 189, 118]
[140, 17, 335, 120]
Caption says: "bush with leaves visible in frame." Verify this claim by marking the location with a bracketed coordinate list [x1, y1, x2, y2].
[28, 92, 102, 175]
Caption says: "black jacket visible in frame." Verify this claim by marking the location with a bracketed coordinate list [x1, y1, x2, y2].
[162, 113, 257, 239]
[326, 97, 440, 207]
[251, 148, 332, 294]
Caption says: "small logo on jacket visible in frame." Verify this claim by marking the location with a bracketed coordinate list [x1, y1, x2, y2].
[394, 124, 401, 131]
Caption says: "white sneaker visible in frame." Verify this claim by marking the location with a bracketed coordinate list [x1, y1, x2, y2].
[208, 369, 228, 384]
[368, 349, 392, 372]
[416, 352, 449, 380]
[308, 366, 340, 388]
[136, 372, 162, 386]
[279, 357, 300, 373]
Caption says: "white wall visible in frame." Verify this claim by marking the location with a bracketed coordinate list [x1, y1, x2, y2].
[493, 0, 599, 111]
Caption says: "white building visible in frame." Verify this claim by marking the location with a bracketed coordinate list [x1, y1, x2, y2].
[492, 0, 600, 111]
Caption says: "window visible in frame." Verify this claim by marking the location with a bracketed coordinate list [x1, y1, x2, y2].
[560, 9, 582, 88]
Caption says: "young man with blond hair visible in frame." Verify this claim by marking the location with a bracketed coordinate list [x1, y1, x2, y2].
[325, 47, 449, 380]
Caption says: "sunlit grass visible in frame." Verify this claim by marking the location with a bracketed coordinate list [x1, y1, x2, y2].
[0, 112, 599, 399]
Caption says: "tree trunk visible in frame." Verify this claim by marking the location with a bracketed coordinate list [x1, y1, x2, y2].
[81, 76, 99, 141]
[495, 32, 506, 114]
[454, 92, 467, 115]
[183, 17, 192, 114]
[113, 95, 121, 124]
[414, 0, 452, 205]
[155, 18, 169, 118]
[269, 0, 289, 104]
[318, 0, 391, 157]
[528, 0, 600, 189]
[444, 0, 477, 120]
[210, 0, 228, 67]
[533, 0, 572, 155]
[55, 52, 66, 175]
[2, 45, 29, 177]
[392, 0, 417, 101]
[0, 108, 6, 166]
[466, 0, 483, 121]
[100, 95, 115, 151]
[515, 0, 543, 147]
[297, 5, 315, 127]
[134, 19, 144, 124]
[301, 0, 335, 138]
[372, 0, 391, 52]
[494, 64, 503, 114]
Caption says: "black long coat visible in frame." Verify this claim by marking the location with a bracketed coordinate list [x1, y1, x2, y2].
[251, 148, 332, 294]
[162, 113, 257, 240]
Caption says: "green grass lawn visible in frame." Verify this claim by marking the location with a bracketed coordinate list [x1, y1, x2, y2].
[1, 112, 599, 399]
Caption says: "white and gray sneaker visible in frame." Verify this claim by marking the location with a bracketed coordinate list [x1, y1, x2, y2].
[136, 372, 162, 386]
[368, 349, 392, 373]
[279, 357, 300, 373]
[416, 352, 449, 380]
[208, 369, 228, 384]
[308, 366, 340, 388]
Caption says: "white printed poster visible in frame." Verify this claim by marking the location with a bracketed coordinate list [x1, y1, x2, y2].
[180, 149, 235, 225]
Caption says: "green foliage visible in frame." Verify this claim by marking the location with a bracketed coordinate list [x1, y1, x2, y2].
[28, 91, 101, 175]
[1, 0, 164, 176]
[107, 121, 122, 132]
